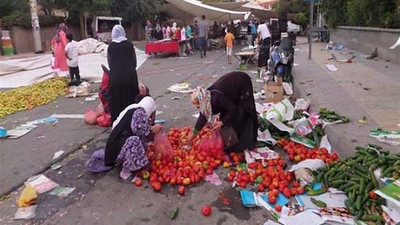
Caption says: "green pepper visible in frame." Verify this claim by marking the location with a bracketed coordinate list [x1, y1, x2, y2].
[169, 207, 179, 220]
[311, 197, 327, 207]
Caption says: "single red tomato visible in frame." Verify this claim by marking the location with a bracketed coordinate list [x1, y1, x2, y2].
[275, 204, 282, 212]
[178, 185, 186, 195]
[135, 178, 143, 187]
[202, 205, 212, 216]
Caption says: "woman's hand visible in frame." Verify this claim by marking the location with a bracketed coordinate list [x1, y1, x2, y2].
[151, 124, 163, 134]
[212, 121, 223, 131]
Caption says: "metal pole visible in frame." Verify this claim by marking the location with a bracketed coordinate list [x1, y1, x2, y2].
[29, 0, 43, 53]
[308, 0, 314, 60]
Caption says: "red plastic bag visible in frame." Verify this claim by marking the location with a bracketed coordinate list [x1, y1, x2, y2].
[84, 109, 97, 125]
[97, 114, 111, 127]
[198, 130, 224, 160]
[154, 133, 174, 164]
[96, 103, 105, 117]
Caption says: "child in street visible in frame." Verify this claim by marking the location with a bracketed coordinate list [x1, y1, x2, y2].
[224, 28, 235, 64]
[65, 33, 80, 85]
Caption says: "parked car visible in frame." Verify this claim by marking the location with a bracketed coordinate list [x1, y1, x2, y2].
[85, 16, 123, 43]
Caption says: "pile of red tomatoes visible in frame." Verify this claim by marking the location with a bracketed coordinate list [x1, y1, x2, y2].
[144, 126, 228, 192]
[277, 139, 339, 165]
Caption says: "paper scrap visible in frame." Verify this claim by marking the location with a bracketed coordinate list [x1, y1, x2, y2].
[25, 174, 59, 194]
[156, 111, 164, 116]
[204, 171, 222, 186]
[53, 150, 65, 159]
[326, 64, 338, 72]
[52, 114, 85, 119]
[27, 117, 58, 125]
[84, 97, 96, 102]
[167, 83, 193, 93]
[289, 159, 325, 172]
[6, 124, 37, 139]
[14, 205, 37, 220]
[49, 186, 76, 198]
[192, 113, 200, 118]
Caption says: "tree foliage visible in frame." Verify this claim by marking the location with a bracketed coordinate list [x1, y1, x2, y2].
[111, 0, 164, 24]
[322, 0, 400, 28]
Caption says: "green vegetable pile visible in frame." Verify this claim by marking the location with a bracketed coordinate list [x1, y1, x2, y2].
[319, 108, 350, 123]
[315, 144, 400, 224]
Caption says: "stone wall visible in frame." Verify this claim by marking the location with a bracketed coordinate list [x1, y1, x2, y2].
[330, 26, 400, 65]
[11, 26, 82, 53]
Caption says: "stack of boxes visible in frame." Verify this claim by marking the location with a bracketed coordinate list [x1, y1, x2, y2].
[1, 30, 14, 56]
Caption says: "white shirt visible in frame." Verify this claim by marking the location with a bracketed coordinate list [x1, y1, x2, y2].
[181, 27, 186, 41]
[65, 41, 79, 67]
[257, 23, 271, 40]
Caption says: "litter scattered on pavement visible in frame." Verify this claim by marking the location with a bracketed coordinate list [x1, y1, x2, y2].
[167, 83, 193, 93]
[156, 111, 164, 116]
[25, 174, 59, 194]
[27, 116, 58, 125]
[17, 185, 37, 208]
[14, 205, 37, 220]
[154, 119, 166, 125]
[326, 64, 338, 72]
[53, 150, 65, 159]
[6, 124, 37, 139]
[52, 114, 85, 119]
[171, 96, 181, 100]
[33, 136, 45, 141]
[49, 186, 76, 198]
[389, 36, 400, 49]
[85, 97, 96, 102]
[50, 163, 62, 170]
[204, 171, 222, 186]
[192, 113, 200, 118]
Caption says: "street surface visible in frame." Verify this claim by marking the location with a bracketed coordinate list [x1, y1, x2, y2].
[0, 37, 398, 224]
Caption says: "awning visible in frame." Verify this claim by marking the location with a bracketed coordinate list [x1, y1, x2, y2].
[205, 0, 274, 21]
[166, 0, 248, 22]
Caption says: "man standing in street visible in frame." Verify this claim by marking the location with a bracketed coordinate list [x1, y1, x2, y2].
[198, 15, 209, 58]
[257, 20, 271, 71]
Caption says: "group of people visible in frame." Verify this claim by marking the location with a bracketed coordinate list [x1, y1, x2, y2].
[51, 23, 81, 85]
[97, 24, 259, 181]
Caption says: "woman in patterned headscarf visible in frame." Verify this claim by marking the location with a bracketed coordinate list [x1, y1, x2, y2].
[189, 71, 258, 153]
[51, 23, 69, 76]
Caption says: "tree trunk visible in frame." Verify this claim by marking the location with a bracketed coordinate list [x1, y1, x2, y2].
[79, 11, 86, 40]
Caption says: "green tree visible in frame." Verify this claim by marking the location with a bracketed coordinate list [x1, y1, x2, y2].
[53, 0, 112, 38]
[0, 0, 29, 18]
[111, 0, 164, 40]
[321, 0, 348, 27]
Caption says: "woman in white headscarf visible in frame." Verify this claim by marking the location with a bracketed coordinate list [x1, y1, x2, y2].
[105, 96, 162, 181]
[107, 25, 139, 123]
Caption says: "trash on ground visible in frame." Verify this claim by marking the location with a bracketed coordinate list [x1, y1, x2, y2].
[17, 185, 37, 208]
[33, 136, 45, 141]
[50, 163, 62, 170]
[358, 116, 368, 125]
[167, 83, 193, 93]
[0, 126, 7, 138]
[282, 82, 293, 95]
[293, 63, 299, 67]
[326, 64, 338, 72]
[192, 113, 200, 118]
[325, 44, 343, 51]
[85, 97, 96, 102]
[370, 128, 400, 139]
[257, 129, 278, 146]
[171, 96, 181, 100]
[25, 174, 59, 194]
[6, 124, 37, 139]
[66, 82, 91, 98]
[156, 110, 163, 116]
[244, 147, 279, 164]
[53, 150, 65, 159]
[240, 189, 258, 207]
[154, 119, 166, 125]
[204, 171, 222, 186]
[49, 186, 76, 198]
[52, 114, 85, 119]
[294, 99, 310, 111]
[14, 205, 37, 220]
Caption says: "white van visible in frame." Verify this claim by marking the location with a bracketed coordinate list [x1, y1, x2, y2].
[85, 16, 123, 42]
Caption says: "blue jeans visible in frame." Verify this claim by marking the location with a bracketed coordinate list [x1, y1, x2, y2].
[198, 37, 206, 56]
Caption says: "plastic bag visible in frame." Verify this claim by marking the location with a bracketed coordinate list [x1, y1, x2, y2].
[97, 114, 111, 127]
[199, 130, 224, 160]
[84, 109, 97, 125]
[17, 185, 37, 208]
[96, 103, 105, 117]
[154, 133, 174, 164]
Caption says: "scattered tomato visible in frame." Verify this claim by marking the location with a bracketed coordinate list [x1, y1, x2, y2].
[202, 205, 212, 216]
[178, 185, 186, 195]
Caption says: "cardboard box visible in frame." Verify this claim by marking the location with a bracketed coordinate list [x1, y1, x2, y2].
[265, 82, 284, 103]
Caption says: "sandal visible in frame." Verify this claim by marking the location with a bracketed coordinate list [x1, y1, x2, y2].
[119, 174, 135, 184]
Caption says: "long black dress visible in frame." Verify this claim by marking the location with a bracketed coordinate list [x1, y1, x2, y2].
[104, 108, 136, 166]
[107, 40, 139, 122]
[194, 71, 258, 153]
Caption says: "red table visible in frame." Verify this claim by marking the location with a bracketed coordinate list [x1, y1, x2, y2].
[145, 41, 180, 55]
